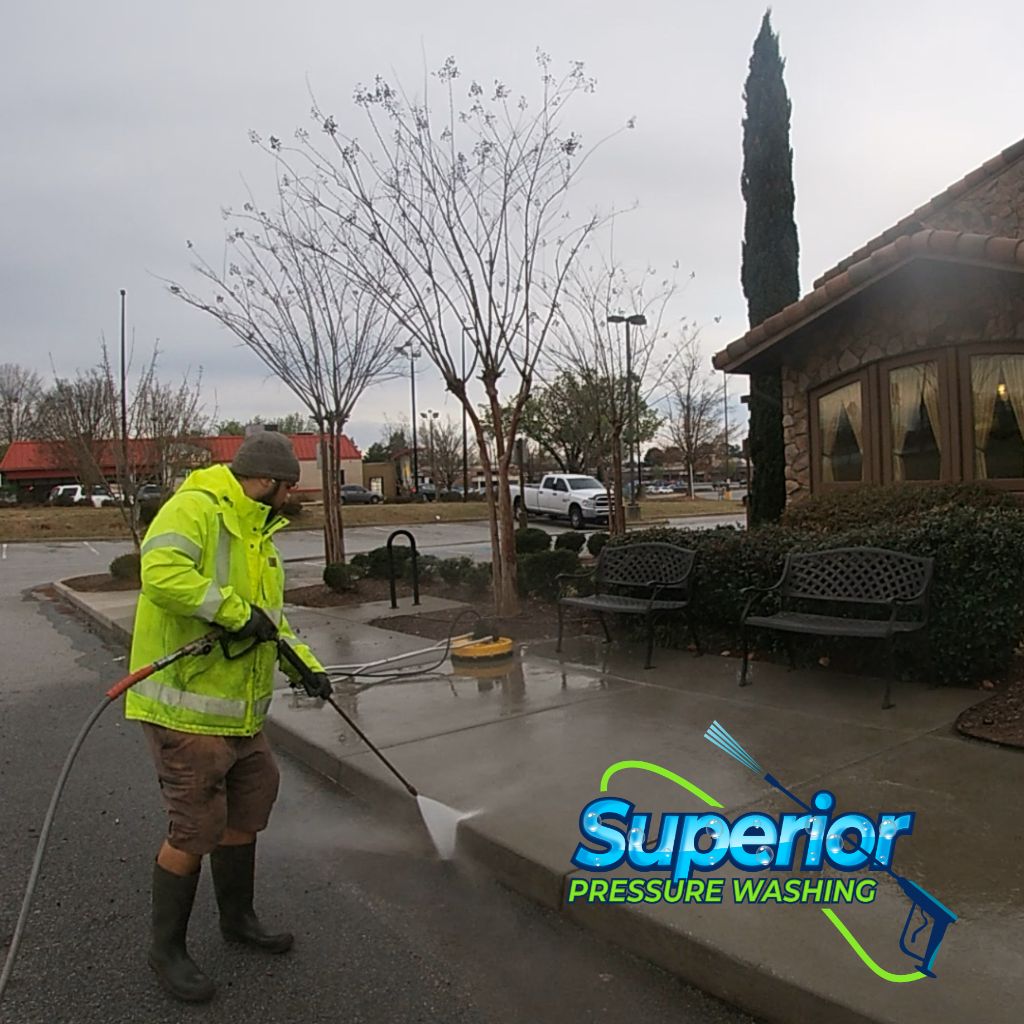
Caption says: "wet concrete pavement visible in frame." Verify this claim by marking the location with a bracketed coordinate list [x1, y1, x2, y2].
[1, 554, 758, 1022]
[50, 568, 1024, 1024]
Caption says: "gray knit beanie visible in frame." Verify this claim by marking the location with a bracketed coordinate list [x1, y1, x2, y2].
[230, 431, 301, 483]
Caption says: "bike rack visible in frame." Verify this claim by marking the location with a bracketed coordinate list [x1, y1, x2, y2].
[386, 529, 420, 609]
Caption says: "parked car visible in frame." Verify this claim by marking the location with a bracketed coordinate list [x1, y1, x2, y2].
[134, 483, 164, 504]
[47, 484, 117, 508]
[509, 473, 611, 530]
[338, 484, 382, 505]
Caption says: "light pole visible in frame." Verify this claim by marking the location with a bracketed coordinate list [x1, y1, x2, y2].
[420, 409, 439, 492]
[461, 327, 470, 500]
[607, 313, 647, 517]
[395, 342, 421, 494]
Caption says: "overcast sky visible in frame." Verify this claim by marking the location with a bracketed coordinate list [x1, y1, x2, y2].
[3, 1, 1021, 452]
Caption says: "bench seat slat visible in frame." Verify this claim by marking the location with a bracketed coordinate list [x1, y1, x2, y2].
[744, 612, 925, 638]
[561, 595, 689, 613]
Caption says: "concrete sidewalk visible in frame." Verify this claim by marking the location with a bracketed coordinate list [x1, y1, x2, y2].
[55, 581, 1022, 1024]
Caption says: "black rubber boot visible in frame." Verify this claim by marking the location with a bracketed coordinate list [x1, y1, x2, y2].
[149, 863, 216, 1003]
[210, 842, 293, 954]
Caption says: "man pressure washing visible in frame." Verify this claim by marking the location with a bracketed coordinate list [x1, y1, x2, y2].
[126, 430, 333, 1003]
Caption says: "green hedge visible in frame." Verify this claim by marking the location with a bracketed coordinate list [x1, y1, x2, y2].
[109, 552, 141, 581]
[554, 531, 587, 553]
[350, 545, 414, 579]
[515, 527, 552, 554]
[611, 485, 1024, 684]
[323, 562, 362, 592]
[517, 549, 580, 602]
[587, 531, 610, 558]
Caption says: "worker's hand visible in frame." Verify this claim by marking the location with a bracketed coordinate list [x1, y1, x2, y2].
[234, 605, 278, 643]
[302, 672, 333, 700]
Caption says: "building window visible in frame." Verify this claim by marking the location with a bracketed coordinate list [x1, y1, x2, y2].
[971, 354, 1024, 479]
[889, 361, 942, 481]
[818, 380, 864, 483]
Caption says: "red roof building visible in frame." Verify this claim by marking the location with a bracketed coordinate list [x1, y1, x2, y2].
[0, 433, 363, 495]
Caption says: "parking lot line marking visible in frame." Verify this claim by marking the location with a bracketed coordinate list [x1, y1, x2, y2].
[83, 541, 99, 555]
[1, 544, 6, 560]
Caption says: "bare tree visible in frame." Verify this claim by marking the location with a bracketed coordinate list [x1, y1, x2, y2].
[269, 52, 625, 613]
[37, 346, 206, 545]
[548, 257, 678, 534]
[35, 367, 113, 489]
[0, 364, 43, 453]
[666, 333, 724, 497]
[169, 187, 403, 563]
[424, 415, 463, 491]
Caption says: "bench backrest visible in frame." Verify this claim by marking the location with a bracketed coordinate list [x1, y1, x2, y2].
[597, 542, 696, 590]
[781, 547, 933, 607]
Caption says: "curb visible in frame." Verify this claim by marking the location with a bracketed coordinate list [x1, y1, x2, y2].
[51, 580, 901, 1024]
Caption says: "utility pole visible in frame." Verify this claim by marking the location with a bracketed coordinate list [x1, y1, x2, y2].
[395, 342, 420, 494]
[119, 289, 128, 499]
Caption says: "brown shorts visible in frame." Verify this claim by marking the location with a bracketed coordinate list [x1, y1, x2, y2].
[141, 724, 281, 856]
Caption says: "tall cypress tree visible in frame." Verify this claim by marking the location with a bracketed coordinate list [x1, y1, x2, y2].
[741, 9, 799, 524]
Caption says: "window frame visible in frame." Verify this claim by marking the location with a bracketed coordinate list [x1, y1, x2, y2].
[879, 349, 958, 486]
[958, 342, 1024, 490]
[809, 368, 876, 493]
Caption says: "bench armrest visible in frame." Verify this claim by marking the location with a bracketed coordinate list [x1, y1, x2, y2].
[739, 573, 786, 622]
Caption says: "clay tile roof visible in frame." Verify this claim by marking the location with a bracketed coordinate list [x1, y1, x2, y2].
[813, 136, 1024, 289]
[0, 433, 362, 478]
[713, 229, 1024, 372]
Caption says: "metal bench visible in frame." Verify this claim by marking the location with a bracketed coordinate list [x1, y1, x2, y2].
[739, 546, 933, 709]
[556, 542, 700, 669]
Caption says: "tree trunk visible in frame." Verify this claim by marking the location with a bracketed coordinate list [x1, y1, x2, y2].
[476, 424, 520, 618]
[687, 461, 695, 499]
[319, 426, 346, 564]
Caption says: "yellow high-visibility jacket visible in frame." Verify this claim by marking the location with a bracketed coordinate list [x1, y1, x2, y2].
[125, 464, 323, 736]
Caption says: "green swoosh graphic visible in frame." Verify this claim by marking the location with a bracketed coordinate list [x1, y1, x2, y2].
[821, 909, 926, 984]
[599, 759, 723, 808]
[597, 760, 931, 983]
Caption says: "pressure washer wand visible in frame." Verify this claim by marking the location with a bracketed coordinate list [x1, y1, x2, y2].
[276, 639, 419, 798]
[0, 631, 221, 1008]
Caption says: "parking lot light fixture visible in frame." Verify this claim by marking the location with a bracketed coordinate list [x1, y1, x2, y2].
[607, 313, 647, 515]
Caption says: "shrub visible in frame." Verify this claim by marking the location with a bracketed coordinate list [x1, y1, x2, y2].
[323, 562, 362, 593]
[437, 556, 476, 587]
[586, 531, 610, 558]
[554, 531, 587, 554]
[109, 552, 141, 581]
[352, 544, 414, 579]
[404, 553, 439, 582]
[465, 561, 492, 597]
[515, 527, 552, 554]
[385, 494, 417, 505]
[438, 490, 464, 503]
[517, 548, 580, 602]
[781, 483, 1019, 535]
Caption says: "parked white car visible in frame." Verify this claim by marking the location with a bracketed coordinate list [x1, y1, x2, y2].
[47, 484, 117, 508]
[509, 473, 611, 530]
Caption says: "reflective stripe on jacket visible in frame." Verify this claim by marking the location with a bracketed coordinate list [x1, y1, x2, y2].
[125, 464, 323, 736]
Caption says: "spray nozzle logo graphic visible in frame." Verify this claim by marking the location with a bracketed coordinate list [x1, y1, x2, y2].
[704, 720, 956, 979]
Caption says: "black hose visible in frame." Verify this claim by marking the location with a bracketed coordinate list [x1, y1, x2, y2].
[0, 695, 113, 1004]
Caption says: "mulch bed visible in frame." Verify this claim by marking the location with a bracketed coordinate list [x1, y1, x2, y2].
[63, 573, 140, 592]
[955, 678, 1024, 749]
[367, 605, 568, 643]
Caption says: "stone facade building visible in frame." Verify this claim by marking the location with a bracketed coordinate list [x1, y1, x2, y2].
[714, 137, 1024, 502]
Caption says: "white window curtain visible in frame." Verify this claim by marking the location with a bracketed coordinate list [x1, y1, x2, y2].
[971, 357, 1003, 478]
[890, 362, 940, 481]
[1000, 356, 1024, 447]
[819, 381, 861, 483]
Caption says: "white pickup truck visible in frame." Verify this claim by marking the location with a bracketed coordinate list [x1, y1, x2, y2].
[510, 474, 611, 530]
